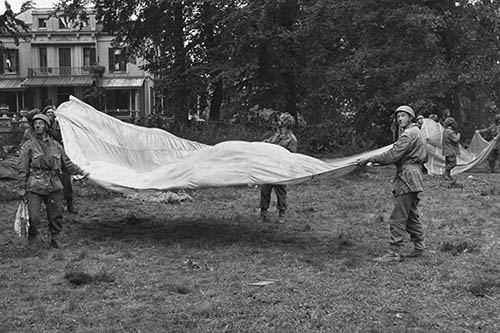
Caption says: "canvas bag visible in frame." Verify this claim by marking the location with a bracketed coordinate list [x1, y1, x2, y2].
[14, 200, 30, 237]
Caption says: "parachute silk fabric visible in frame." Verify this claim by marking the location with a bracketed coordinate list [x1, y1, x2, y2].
[55, 97, 497, 192]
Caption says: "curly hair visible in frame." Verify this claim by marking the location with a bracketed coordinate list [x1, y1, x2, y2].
[279, 113, 295, 129]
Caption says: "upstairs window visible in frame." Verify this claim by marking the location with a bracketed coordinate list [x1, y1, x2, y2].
[38, 18, 47, 29]
[83, 47, 96, 69]
[109, 48, 127, 72]
[0, 49, 19, 74]
[38, 47, 52, 74]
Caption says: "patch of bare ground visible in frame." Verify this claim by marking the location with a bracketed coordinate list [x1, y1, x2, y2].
[1, 167, 500, 332]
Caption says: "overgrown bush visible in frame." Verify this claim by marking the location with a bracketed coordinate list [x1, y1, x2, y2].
[168, 118, 375, 157]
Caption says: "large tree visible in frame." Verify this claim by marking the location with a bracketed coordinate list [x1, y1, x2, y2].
[48, 0, 500, 143]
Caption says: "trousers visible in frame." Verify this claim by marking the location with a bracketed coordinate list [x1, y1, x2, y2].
[27, 191, 64, 240]
[488, 149, 499, 171]
[260, 184, 287, 212]
[389, 192, 424, 251]
[444, 155, 457, 172]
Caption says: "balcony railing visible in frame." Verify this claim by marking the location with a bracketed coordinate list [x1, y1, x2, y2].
[28, 67, 94, 77]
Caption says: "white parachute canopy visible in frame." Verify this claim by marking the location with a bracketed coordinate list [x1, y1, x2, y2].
[55, 96, 497, 192]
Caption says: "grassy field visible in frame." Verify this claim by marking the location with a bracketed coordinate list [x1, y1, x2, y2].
[1, 166, 500, 332]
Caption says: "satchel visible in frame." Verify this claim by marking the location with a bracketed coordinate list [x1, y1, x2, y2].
[14, 200, 30, 237]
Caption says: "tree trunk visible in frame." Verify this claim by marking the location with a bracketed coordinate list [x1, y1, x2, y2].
[209, 80, 223, 121]
[172, 2, 189, 124]
[284, 72, 298, 119]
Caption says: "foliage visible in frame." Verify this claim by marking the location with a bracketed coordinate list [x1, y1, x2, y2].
[0, 1, 29, 45]
[38, 0, 500, 146]
[82, 65, 106, 110]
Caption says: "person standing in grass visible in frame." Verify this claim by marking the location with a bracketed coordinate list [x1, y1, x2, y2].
[441, 117, 461, 180]
[43, 105, 79, 214]
[259, 112, 298, 224]
[15, 114, 89, 249]
[477, 114, 500, 173]
[357, 105, 428, 262]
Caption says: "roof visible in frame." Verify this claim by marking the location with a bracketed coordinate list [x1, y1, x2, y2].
[0, 79, 25, 90]
[102, 78, 144, 88]
[22, 76, 93, 87]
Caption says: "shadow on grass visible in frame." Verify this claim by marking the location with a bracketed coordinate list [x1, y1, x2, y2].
[71, 216, 362, 261]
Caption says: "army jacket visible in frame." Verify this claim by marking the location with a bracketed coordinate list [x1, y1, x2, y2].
[442, 128, 461, 157]
[479, 124, 500, 149]
[370, 123, 428, 196]
[17, 133, 83, 195]
[264, 131, 298, 153]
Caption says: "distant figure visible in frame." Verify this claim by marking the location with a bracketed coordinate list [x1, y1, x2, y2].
[477, 114, 500, 173]
[441, 117, 461, 180]
[43, 106, 78, 214]
[440, 109, 451, 126]
[416, 115, 424, 128]
[259, 113, 298, 224]
[429, 114, 439, 122]
[21, 109, 40, 145]
[357, 106, 428, 262]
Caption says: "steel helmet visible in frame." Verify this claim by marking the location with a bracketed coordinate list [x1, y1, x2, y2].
[394, 105, 415, 119]
[32, 114, 51, 127]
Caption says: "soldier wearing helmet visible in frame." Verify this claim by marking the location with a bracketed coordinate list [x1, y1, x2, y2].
[15, 113, 89, 249]
[42, 105, 79, 213]
[357, 105, 428, 262]
[20, 108, 41, 145]
[260, 112, 298, 224]
[441, 117, 461, 180]
[477, 113, 500, 173]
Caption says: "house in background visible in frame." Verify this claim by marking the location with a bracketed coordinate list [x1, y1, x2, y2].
[0, 7, 154, 123]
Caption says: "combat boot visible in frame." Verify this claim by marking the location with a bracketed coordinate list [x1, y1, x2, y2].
[373, 250, 402, 263]
[277, 211, 286, 224]
[406, 242, 425, 258]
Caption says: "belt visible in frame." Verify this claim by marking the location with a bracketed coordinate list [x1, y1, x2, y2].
[30, 168, 60, 175]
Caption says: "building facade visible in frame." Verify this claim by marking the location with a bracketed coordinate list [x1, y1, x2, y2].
[0, 8, 154, 122]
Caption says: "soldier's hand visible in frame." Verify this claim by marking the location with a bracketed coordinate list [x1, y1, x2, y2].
[17, 189, 27, 198]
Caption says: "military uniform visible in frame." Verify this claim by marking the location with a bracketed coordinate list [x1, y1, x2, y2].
[478, 123, 500, 172]
[260, 129, 298, 221]
[441, 118, 461, 179]
[17, 132, 85, 244]
[369, 122, 428, 254]
[48, 118, 76, 212]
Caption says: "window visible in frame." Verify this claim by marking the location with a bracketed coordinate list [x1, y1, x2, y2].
[109, 48, 127, 72]
[38, 18, 47, 29]
[83, 47, 96, 69]
[106, 90, 131, 110]
[0, 49, 19, 74]
[39, 47, 51, 74]
[39, 47, 47, 67]
[59, 48, 71, 75]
